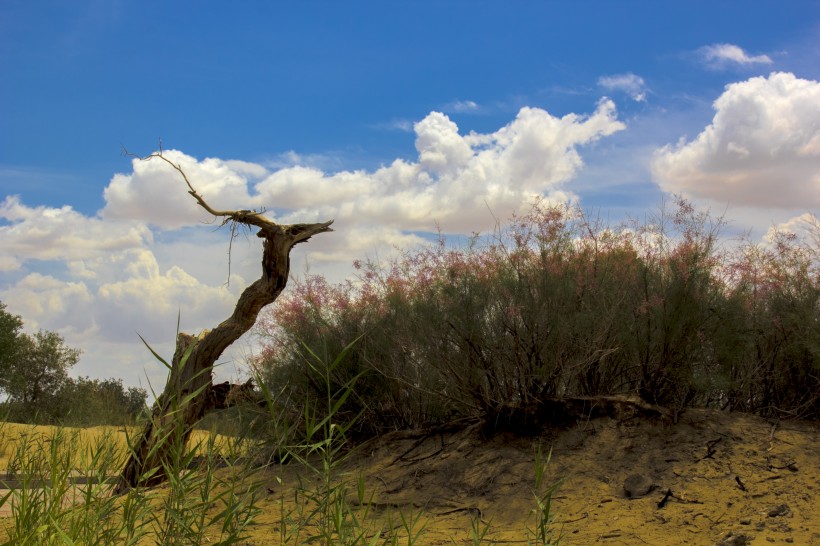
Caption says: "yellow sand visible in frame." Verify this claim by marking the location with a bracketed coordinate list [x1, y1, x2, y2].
[1, 409, 818, 545]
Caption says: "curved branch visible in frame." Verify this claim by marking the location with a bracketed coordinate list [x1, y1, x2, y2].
[122, 146, 305, 233]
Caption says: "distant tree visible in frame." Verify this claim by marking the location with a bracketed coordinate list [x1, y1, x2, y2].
[54, 376, 148, 426]
[3, 330, 81, 420]
[1, 300, 149, 425]
[0, 302, 24, 395]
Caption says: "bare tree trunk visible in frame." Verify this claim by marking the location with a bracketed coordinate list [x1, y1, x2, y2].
[114, 151, 333, 493]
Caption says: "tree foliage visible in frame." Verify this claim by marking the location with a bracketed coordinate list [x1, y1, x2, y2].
[0, 301, 24, 394]
[5, 330, 80, 407]
[0, 301, 148, 425]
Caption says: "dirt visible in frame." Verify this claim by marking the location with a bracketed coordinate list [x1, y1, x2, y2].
[251, 406, 820, 545]
[1, 408, 817, 544]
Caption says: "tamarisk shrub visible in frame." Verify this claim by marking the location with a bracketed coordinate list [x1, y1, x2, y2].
[254, 198, 819, 436]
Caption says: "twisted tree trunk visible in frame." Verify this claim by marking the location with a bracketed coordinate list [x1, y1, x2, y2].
[114, 152, 333, 493]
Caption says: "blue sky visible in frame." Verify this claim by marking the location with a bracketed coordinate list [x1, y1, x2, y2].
[1, 1, 819, 388]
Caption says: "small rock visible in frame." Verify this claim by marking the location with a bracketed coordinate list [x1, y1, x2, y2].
[623, 473, 658, 498]
[767, 504, 790, 517]
[719, 531, 753, 545]
[740, 518, 751, 525]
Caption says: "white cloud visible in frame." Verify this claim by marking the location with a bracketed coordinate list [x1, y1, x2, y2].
[0, 196, 152, 271]
[102, 150, 256, 229]
[416, 112, 475, 174]
[1, 245, 245, 350]
[0, 241, 255, 389]
[264, 150, 348, 172]
[698, 43, 773, 69]
[446, 99, 480, 113]
[96, 248, 244, 343]
[598, 73, 647, 102]
[255, 101, 625, 233]
[652, 72, 820, 209]
[296, 226, 429, 267]
[223, 159, 268, 178]
[0, 273, 96, 336]
[763, 212, 819, 246]
[97, 103, 625, 236]
[370, 119, 414, 132]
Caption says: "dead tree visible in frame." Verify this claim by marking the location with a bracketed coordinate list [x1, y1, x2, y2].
[114, 151, 333, 494]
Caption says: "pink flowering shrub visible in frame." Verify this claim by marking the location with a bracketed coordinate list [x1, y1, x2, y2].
[253, 198, 819, 437]
[720, 225, 820, 416]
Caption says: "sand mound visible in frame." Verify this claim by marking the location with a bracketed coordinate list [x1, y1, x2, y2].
[254, 406, 819, 544]
[1, 408, 816, 544]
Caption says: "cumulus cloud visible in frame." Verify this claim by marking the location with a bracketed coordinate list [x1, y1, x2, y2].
[763, 212, 820, 246]
[652, 72, 820, 209]
[698, 43, 773, 69]
[297, 226, 429, 266]
[0, 273, 96, 336]
[1, 246, 245, 344]
[0, 237, 257, 391]
[96, 248, 244, 343]
[0, 196, 152, 271]
[102, 103, 625, 236]
[255, 101, 625, 233]
[102, 150, 257, 229]
[597, 73, 647, 102]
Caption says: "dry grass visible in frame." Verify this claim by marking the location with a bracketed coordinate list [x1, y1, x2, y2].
[0, 422, 228, 473]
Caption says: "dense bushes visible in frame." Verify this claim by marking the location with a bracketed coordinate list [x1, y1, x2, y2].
[253, 198, 819, 436]
[2, 374, 148, 427]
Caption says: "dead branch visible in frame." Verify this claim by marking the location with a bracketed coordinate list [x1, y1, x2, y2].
[115, 146, 333, 493]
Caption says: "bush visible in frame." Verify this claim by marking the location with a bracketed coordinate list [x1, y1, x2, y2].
[253, 198, 819, 435]
[3, 376, 148, 426]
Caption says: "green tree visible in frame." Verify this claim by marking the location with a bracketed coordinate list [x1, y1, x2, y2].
[0, 302, 24, 395]
[1, 300, 150, 425]
[9, 331, 80, 405]
[55, 376, 148, 426]
[3, 330, 81, 422]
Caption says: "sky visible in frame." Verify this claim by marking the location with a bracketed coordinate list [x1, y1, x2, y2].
[1, 1, 819, 391]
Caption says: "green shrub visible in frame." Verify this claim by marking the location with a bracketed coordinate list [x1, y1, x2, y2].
[254, 198, 819, 432]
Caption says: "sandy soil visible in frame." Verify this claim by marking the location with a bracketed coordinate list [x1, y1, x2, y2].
[251, 407, 819, 545]
[1, 409, 817, 544]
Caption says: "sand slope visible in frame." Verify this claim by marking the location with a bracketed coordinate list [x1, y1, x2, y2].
[254, 408, 819, 545]
[1, 409, 816, 544]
